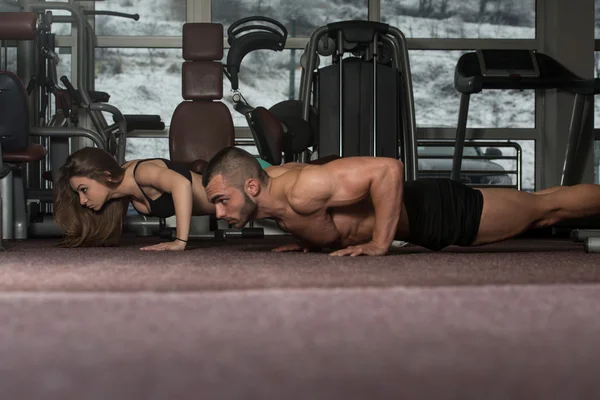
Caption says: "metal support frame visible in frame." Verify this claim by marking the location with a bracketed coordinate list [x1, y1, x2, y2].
[450, 93, 470, 181]
[537, 0, 595, 188]
[299, 23, 418, 180]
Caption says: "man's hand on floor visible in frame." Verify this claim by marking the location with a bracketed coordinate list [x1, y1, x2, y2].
[329, 241, 388, 257]
[271, 243, 312, 253]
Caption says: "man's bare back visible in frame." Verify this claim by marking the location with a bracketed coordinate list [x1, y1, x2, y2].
[265, 161, 410, 250]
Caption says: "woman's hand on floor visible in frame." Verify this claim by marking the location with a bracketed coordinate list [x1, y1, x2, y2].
[140, 240, 187, 251]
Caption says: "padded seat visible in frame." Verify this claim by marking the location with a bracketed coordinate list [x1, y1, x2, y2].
[169, 23, 234, 174]
[247, 106, 339, 166]
[3, 143, 47, 164]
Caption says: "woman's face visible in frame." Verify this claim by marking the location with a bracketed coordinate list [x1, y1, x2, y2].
[69, 176, 111, 211]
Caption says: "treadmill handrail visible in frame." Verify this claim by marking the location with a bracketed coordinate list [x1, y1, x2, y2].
[455, 51, 600, 95]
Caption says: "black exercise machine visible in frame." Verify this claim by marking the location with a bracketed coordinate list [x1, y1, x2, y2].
[223, 16, 319, 165]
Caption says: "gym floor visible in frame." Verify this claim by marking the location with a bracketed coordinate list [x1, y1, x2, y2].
[1, 236, 600, 399]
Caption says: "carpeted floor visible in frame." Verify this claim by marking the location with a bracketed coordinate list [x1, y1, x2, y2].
[0, 236, 598, 291]
[1, 236, 599, 399]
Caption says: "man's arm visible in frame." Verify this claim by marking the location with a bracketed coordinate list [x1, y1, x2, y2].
[134, 163, 193, 251]
[289, 157, 404, 255]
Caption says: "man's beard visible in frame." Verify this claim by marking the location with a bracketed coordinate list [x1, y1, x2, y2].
[235, 191, 257, 228]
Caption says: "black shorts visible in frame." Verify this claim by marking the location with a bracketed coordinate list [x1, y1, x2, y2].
[402, 179, 484, 251]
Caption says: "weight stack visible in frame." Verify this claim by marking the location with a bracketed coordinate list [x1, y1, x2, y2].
[318, 58, 399, 158]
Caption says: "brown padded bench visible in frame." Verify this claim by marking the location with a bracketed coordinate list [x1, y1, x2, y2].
[169, 23, 234, 175]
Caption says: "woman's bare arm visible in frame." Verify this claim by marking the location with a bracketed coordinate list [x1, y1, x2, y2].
[133, 162, 193, 250]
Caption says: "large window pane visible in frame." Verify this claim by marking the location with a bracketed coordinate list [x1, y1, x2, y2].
[596, 0, 600, 38]
[125, 138, 169, 161]
[382, 0, 535, 39]
[95, 0, 185, 36]
[227, 49, 537, 129]
[0, 1, 20, 12]
[56, 47, 72, 82]
[96, 47, 300, 129]
[224, 49, 301, 126]
[595, 52, 600, 128]
[235, 143, 260, 156]
[417, 139, 534, 191]
[410, 50, 534, 128]
[213, 0, 368, 37]
[47, 9, 72, 36]
[1, 47, 17, 73]
[505, 139, 534, 191]
[0, 46, 69, 84]
[596, 141, 600, 184]
[94, 48, 181, 125]
[125, 139, 261, 163]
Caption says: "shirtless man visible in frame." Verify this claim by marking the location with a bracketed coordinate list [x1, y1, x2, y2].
[203, 147, 600, 256]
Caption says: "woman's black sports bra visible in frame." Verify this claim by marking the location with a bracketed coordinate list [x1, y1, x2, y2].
[132, 158, 193, 218]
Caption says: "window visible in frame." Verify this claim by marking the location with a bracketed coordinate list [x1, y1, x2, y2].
[229, 49, 537, 129]
[595, 52, 600, 128]
[410, 50, 535, 128]
[48, 9, 72, 36]
[94, 47, 182, 161]
[417, 140, 534, 191]
[381, 0, 535, 39]
[124, 139, 260, 162]
[593, 0, 600, 182]
[1, 47, 17, 73]
[94, 47, 301, 128]
[506, 139, 534, 191]
[87, 0, 539, 169]
[126, 138, 169, 161]
[56, 47, 72, 82]
[94, 48, 182, 125]
[235, 143, 260, 157]
[213, 0, 368, 37]
[95, 0, 186, 36]
[596, 0, 600, 38]
[224, 49, 302, 127]
[0, 0, 21, 11]
[418, 145, 480, 156]
[596, 141, 600, 184]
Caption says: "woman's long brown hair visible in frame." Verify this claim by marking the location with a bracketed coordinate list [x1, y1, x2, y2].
[53, 147, 129, 247]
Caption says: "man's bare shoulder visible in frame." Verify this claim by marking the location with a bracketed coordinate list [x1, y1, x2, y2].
[261, 164, 302, 205]
[264, 157, 368, 179]
[318, 156, 401, 173]
[284, 165, 333, 214]
[265, 162, 307, 179]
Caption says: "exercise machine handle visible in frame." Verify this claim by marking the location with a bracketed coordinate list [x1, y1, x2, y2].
[227, 16, 287, 44]
[226, 16, 287, 91]
[83, 10, 140, 21]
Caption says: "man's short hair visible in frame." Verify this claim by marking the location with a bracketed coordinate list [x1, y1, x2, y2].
[202, 147, 269, 188]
